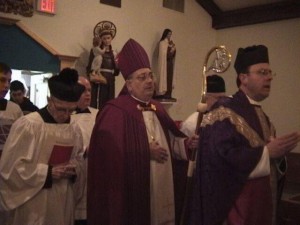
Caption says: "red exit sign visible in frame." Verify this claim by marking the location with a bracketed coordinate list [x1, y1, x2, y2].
[37, 0, 56, 14]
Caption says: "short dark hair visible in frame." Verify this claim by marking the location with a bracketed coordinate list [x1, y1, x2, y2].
[236, 66, 250, 87]
[0, 62, 12, 75]
[10, 80, 25, 92]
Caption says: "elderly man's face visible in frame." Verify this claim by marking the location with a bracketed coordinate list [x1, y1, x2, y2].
[0, 72, 11, 99]
[205, 92, 226, 110]
[126, 68, 155, 102]
[47, 96, 77, 123]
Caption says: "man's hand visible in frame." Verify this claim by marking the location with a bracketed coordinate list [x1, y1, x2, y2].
[267, 131, 300, 158]
[52, 163, 77, 180]
[149, 141, 168, 163]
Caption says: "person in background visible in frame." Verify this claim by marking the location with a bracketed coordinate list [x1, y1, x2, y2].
[189, 45, 300, 225]
[87, 39, 198, 225]
[178, 74, 226, 225]
[0, 62, 23, 225]
[0, 68, 85, 225]
[181, 74, 226, 137]
[0, 62, 23, 157]
[10, 80, 39, 115]
[155, 28, 177, 101]
[72, 76, 98, 225]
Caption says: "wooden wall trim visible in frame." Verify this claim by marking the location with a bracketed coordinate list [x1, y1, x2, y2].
[0, 16, 78, 69]
[16, 21, 59, 55]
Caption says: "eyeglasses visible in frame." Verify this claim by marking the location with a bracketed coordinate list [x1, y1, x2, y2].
[51, 98, 76, 115]
[131, 72, 155, 82]
[247, 69, 276, 78]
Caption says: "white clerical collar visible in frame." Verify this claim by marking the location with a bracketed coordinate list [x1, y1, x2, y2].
[246, 95, 261, 106]
[130, 95, 150, 105]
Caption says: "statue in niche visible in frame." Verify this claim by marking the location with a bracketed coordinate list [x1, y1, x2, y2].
[154, 28, 177, 102]
[86, 21, 119, 109]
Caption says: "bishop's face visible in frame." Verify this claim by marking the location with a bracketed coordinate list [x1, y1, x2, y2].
[239, 63, 273, 102]
[126, 68, 155, 102]
[0, 72, 11, 99]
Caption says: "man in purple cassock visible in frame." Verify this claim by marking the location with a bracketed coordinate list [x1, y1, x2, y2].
[87, 39, 198, 225]
[189, 45, 300, 225]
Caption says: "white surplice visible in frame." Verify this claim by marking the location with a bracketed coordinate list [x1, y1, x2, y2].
[0, 111, 84, 225]
[71, 106, 98, 221]
[0, 101, 23, 153]
[143, 111, 187, 225]
[0, 101, 23, 225]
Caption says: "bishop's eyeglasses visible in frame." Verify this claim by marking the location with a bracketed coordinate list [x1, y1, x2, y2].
[247, 69, 276, 78]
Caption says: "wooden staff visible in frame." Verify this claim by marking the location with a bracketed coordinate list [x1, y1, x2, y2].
[179, 101, 204, 225]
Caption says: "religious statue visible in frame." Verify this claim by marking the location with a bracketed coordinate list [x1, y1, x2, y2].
[86, 21, 119, 109]
[154, 28, 176, 101]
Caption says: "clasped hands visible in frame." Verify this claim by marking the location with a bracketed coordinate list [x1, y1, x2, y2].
[149, 141, 168, 163]
[149, 135, 199, 163]
[267, 131, 300, 158]
[51, 163, 77, 180]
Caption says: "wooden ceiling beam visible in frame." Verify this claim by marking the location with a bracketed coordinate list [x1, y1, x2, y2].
[195, 0, 221, 16]
[196, 1, 300, 29]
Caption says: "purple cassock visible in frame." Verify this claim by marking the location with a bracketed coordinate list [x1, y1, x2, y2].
[189, 90, 273, 225]
[87, 94, 187, 225]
